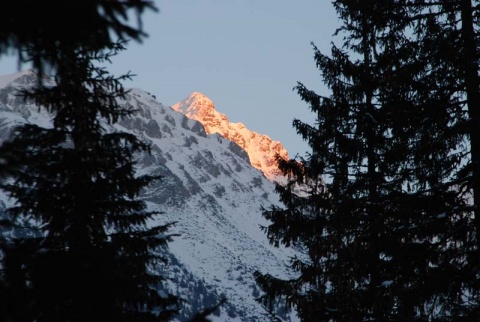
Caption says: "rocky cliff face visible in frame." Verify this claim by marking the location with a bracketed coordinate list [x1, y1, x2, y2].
[0, 71, 298, 322]
[172, 92, 289, 180]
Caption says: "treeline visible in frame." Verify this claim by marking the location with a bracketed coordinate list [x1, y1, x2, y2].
[255, 0, 480, 321]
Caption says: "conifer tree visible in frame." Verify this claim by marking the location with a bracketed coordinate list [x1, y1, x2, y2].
[0, 0, 156, 76]
[0, 1, 183, 321]
[255, 1, 479, 320]
[396, 0, 480, 251]
[0, 40, 180, 322]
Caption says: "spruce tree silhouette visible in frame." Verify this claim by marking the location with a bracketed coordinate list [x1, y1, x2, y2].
[255, 0, 479, 320]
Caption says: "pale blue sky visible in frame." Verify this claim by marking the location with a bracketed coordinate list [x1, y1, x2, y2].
[0, 0, 339, 157]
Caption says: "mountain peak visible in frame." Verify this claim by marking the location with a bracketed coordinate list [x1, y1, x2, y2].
[0, 75, 297, 321]
[0, 69, 36, 89]
[189, 91, 211, 101]
[173, 91, 215, 116]
[172, 93, 289, 180]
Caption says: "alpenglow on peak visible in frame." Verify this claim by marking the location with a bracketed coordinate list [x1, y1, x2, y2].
[172, 92, 289, 180]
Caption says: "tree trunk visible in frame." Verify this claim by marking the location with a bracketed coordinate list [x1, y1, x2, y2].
[461, 0, 480, 250]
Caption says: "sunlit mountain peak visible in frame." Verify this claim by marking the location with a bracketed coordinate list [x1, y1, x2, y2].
[172, 92, 289, 180]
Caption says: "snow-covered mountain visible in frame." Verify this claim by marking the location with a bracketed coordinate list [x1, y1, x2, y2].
[0, 71, 298, 321]
[172, 92, 289, 180]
